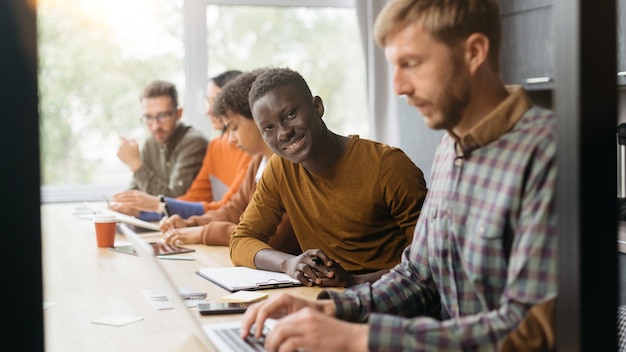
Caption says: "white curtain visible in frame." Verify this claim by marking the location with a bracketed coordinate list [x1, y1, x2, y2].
[354, 0, 444, 183]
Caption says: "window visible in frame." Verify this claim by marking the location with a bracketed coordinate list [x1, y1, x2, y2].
[38, 0, 185, 201]
[203, 2, 368, 138]
[184, 0, 367, 141]
[38, 0, 367, 202]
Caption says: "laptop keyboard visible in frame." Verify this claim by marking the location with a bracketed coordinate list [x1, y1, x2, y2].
[213, 326, 267, 352]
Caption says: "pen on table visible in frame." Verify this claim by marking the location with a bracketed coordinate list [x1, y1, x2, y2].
[157, 255, 194, 261]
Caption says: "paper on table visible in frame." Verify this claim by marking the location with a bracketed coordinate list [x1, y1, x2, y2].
[147, 287, 207, 300]
[141, 289, 205, 310]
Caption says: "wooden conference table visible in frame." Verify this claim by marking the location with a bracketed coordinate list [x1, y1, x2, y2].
[42, 203, 328, 352]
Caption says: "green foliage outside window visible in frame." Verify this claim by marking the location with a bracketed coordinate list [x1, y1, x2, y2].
[38, 1, 366, 188]
[38, 0, 184, 186]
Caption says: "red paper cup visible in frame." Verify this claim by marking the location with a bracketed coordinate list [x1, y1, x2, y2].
[93, 215, 117, 248]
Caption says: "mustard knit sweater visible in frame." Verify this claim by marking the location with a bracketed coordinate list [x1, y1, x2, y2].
[230, 136, 428, 274]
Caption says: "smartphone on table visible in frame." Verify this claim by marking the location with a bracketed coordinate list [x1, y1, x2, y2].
[197, 302, 249, 315]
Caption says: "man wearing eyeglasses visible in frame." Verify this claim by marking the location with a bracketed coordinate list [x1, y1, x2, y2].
[117, 80, 208, 198]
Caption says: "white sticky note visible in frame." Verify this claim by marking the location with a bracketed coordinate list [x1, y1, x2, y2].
[92, 314, 143, 327]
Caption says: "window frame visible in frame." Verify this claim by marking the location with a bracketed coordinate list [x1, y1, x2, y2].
[41, 0, 357, 203]
[183, 0, 356, 141]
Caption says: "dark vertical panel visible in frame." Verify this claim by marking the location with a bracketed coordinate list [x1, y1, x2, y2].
[555, 0, 617, 350]
[0, 0, 43, 350]
[619, 253, 626, 305]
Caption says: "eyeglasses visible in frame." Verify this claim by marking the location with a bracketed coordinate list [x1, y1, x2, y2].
[140, 111, 175, 124]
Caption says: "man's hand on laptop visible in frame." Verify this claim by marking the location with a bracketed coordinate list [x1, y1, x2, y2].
[110, 190, 160, 212]
[240, 293, 344, 352]
[108, 201, 140, 217]
[240, 293, 330, 339]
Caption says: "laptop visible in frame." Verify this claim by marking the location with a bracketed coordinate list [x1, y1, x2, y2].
[119, 223, 273, 352]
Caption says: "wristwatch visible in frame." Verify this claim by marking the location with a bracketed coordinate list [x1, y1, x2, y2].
[157, 194, 167, 214]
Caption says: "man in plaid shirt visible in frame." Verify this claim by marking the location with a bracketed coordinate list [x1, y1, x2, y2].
[241, 0, 557, 350]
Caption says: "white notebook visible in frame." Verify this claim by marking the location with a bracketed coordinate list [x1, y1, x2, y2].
[196, 267, 303, 292]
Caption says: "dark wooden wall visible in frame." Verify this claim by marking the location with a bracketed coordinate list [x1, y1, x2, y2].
[0, 1, 43, 350]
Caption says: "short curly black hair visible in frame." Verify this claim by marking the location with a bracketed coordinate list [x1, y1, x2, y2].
[214, 68, 267, 120]
[248, 67, 312, 109]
